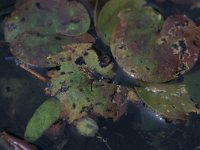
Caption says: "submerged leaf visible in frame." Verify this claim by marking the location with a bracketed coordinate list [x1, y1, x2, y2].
[96, 0, 145, 45]
[75, 117, 98, 137]
[135, 83, 199, 120]
[25, 98, 60, 142]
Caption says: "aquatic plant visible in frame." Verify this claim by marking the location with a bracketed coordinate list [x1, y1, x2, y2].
[1, 0, 200, 148]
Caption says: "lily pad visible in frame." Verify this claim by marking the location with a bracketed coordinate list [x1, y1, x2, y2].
[48, 45, 129, 123]
[49, 61, 128, 123]
[24, 98, 60, 142]
[4, 0, 90, 42]
[10, 32, 94, 67]
[135, 83, 199, 120]
[96, 0, 145, 45]
[111, 8, 199, 82]
[49, 43, 114, 79]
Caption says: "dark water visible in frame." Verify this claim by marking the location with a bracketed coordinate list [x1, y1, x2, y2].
[1, 0, 200, 150]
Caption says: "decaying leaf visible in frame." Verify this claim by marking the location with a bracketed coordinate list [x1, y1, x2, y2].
[111, 8, 199, 82]
[49, 43, 114, 79]
[135, 83, 199, 120]
[49, 60, 128, 123]
[48, 43, 128, 123]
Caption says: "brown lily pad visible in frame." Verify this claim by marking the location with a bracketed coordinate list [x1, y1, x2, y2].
[111, 8, 199, 82]
[10, 32, 94, 67]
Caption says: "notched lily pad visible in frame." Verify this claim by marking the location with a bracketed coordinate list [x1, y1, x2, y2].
[48, 46, 128, 123]
[111, 8, 199, 82]
[4, 0, 90, 42]
[25, 98, 60, 142]
[135, 83, 199, 120]
[49, 43, 114, 78]
[96, 0, 146, 45]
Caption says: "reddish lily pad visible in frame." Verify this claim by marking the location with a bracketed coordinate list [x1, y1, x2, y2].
[10, 32, 94, 67]
[4, 0, 90, 42]
[111, 8, 199, 82]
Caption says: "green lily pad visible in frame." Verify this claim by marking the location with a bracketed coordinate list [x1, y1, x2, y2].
[93, 0, 109, 26]
[111, 9, 199, 82]
[49, 61, 128, 123]
[4, 0, 90, 42]
[48, 45, 128, 123]
[135, 83, 199, 120]
[24, 98, 60, 142]
[49, 43, 114, 79]
[96, 0, 145, 45]
[10, 32, 94, 67]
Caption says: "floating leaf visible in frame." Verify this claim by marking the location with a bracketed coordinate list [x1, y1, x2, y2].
[111, 8, 199, 82]
[24, 98, 60, 142]
[49, 43, 114, 79]
[48, 45, 128, 123]
[50, 61, 128, 123]
[135, 83, 199, 120]
[75, 117, 98, 137]
[96, 0, 145, 45]
[10, 32, 94, 67]
[93, 0, 109, 26]
[4, 0, 90, 42]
